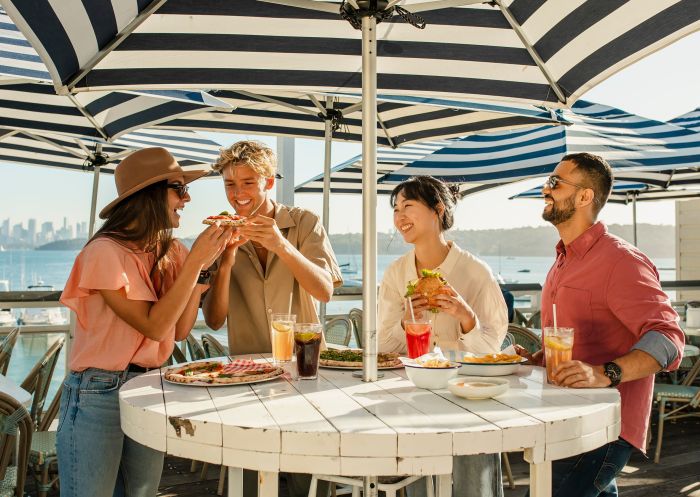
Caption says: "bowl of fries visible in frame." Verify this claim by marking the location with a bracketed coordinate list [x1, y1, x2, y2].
[401, 355, 460, 389]
[445, 349, 527, 377]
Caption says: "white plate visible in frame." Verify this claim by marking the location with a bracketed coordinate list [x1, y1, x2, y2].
[448, 376, 509, 399]
[163, 370, 285, 387]
[444, 350, 526, 376]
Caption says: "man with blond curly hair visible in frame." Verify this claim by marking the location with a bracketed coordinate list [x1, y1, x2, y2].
[203, 140, 342, 355]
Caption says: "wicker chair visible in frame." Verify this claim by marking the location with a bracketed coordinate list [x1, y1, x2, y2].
[324, 316, 353, 347]
[652, 356, 700, 462]
[169, 343, 188, 365]
[201, 333, 229, 358]
[507, 325, 541, 354]
[0, 328, 20, 376]
[348, 308, 363, 348]
[185, 335, 207, 361]
[0, 393, 33, 497]
[526, 310, 541, 329]
[511, 309, 528, 326]
[21, 337, 65, 497]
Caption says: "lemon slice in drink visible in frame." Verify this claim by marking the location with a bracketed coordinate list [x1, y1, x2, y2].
[272, 322, 292, 333]
[544, 337, 571, 351]
[294, 332, 318, 343]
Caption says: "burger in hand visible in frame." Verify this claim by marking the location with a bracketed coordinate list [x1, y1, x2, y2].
[405, 269, 450, 313]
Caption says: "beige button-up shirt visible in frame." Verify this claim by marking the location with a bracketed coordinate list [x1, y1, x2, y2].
[224, 202, 342, 355]
[378, 242, 508, 355]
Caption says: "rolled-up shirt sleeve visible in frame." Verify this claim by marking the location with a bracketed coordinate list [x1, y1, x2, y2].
[606, 253, 685, 372]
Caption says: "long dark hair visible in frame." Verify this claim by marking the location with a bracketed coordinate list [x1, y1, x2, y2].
[89, 181, 173, 293]
[390, 176, 460, 231]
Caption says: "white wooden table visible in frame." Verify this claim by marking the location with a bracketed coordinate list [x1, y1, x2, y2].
[0, 373, 31, 407]
[119, 357, 620, 497]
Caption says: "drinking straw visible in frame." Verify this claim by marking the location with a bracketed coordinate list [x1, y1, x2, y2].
[407, 297, 416, 321]
[552, 303, 558, 334]
[288, 292, 293, 316]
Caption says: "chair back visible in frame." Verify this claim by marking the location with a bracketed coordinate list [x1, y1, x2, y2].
[324, 316, 353, 347]
[169, 344, 188, 365]
[201, 333, 229, 358]
[0, 392, 33, 494]
[0, 328, 20, 375]
[507, 325, 541, 354]
[526, 310, 541, 329]
[511, 309, 528, 326]
[501, 333, 515, 350]
[348, 308, 363, 348]
[185, 335, 206, 361]
[20, 336, 65, 430]
[681, 354, 700, 387]
[37, 383, 63, 433]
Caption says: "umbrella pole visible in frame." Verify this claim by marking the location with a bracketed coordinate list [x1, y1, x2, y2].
[361, 15, 379, 385]
[632, 193, 638, 246]
[88, 163, 101, 238]
[320, 96, 334, 323]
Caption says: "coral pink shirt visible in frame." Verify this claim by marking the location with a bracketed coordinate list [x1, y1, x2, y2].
[541, 222, 684, 452]
[60, 237, 188, 372]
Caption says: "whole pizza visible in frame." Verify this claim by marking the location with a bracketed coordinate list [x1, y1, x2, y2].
[164, 359, 283, 385]
[319, 349, 402, 369]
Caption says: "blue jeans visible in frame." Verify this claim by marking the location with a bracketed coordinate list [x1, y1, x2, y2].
[526, 439, 634, 497]
[407, 454, 503, 497]
[57, 369, 165, 497]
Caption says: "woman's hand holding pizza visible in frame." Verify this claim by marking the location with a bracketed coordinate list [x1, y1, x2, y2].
[190, 225, 234, 269]
[219, 228, 248, 268]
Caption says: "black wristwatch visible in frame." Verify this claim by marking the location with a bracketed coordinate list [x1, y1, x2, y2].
[603, 361, 622, 387]
[197, 269, 211, 285]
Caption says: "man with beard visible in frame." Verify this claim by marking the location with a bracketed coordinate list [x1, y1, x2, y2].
[518, 153, 685, 497]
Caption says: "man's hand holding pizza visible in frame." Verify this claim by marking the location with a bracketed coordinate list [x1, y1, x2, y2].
[239, 215, 287, 253]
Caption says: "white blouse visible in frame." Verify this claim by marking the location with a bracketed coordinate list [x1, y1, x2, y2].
[378, 242, 508, 355]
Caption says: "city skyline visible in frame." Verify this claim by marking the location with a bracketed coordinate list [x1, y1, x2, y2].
[0, 216, 88, 247]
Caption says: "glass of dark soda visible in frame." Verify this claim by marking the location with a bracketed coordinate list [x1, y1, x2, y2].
[294, 323, 323, 380]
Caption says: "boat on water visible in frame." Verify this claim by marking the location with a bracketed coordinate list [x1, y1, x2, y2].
[17, 282, 68, 326]
[0, 279, 16, 327]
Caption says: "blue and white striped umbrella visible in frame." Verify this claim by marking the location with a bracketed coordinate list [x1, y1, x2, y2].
[670, 108, 700, 133]
[385, 100, 700, 185]
[3, 1, 699, 107]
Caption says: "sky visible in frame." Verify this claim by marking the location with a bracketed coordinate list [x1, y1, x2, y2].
[2, 31, 700, 239]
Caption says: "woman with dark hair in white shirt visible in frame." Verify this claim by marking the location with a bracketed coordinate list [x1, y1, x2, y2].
[378, 175, 507, 497]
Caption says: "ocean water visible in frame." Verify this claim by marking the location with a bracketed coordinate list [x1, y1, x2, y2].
[0, 249, 676, 401]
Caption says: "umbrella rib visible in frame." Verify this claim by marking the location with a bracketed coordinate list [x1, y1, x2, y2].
[0, 130, 19, 142]
[67, 94, 110, 142]
[376, 115, 397, 148]
[306, 93, 327, 116]
[64, 0, 168, 94]
[405, 0, 488, 13]
[19, 131, 89, 160]
[236, 90, 319, 117]
[493, 0, 567, 105]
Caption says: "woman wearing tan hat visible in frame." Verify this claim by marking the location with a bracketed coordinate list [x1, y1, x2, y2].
[57, 147, 233, 497]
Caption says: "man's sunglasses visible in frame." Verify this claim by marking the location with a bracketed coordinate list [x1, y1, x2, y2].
[167, 183, 189, 198]
[544, 175, 588, 190]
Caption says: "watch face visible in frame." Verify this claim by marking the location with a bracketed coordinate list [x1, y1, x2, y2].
[605, 362, 622, 385]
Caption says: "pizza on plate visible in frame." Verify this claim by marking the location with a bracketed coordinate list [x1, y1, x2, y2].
[202, 211, 247, 227]
[319, 349, 402, 369]
[164, 359, 283, 385]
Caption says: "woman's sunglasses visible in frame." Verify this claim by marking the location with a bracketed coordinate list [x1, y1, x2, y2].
[167, 183, 189, 198]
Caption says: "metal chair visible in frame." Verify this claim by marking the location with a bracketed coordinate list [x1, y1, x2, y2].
[652, 356, 700, 462]
[0, 328, 20, 375]
[348, 308, 363, 348]
[507, 325, 541, 354]
[185, 335, 207, 361]
[0, 392, 33, 497]
[511, 309, 528, 326]
[324, 316, 353, 347]
[169, 343, 188, 365]
[21, 337, 65, 497]
[201, 333, 229, 358]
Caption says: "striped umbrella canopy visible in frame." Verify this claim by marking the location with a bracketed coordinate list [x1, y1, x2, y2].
[669, 108, 700, 132]
[2, 0, 698, 107]
[0, 8, 49, 82]
[0, 82, 232, 142]
[384, 100, 700, 185]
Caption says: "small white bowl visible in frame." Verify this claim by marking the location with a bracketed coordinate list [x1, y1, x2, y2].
[404, 363, 459, 389]
[447, 376, 509, 400]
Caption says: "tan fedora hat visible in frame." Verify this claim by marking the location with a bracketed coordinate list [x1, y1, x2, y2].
[99, 147, 209, 219]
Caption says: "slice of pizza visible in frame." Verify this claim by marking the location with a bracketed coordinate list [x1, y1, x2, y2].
[405, 269, 450, 312]
[202, 210, 247, 227]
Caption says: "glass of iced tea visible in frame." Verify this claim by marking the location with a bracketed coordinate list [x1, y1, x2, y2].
[543, 326, 574, 384]
[271, 313, 296, 364]
[294, 323, 323, 380]
[404, 317, 432, 359]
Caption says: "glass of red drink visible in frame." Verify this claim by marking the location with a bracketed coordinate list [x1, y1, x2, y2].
[404, 318, 432, 359]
